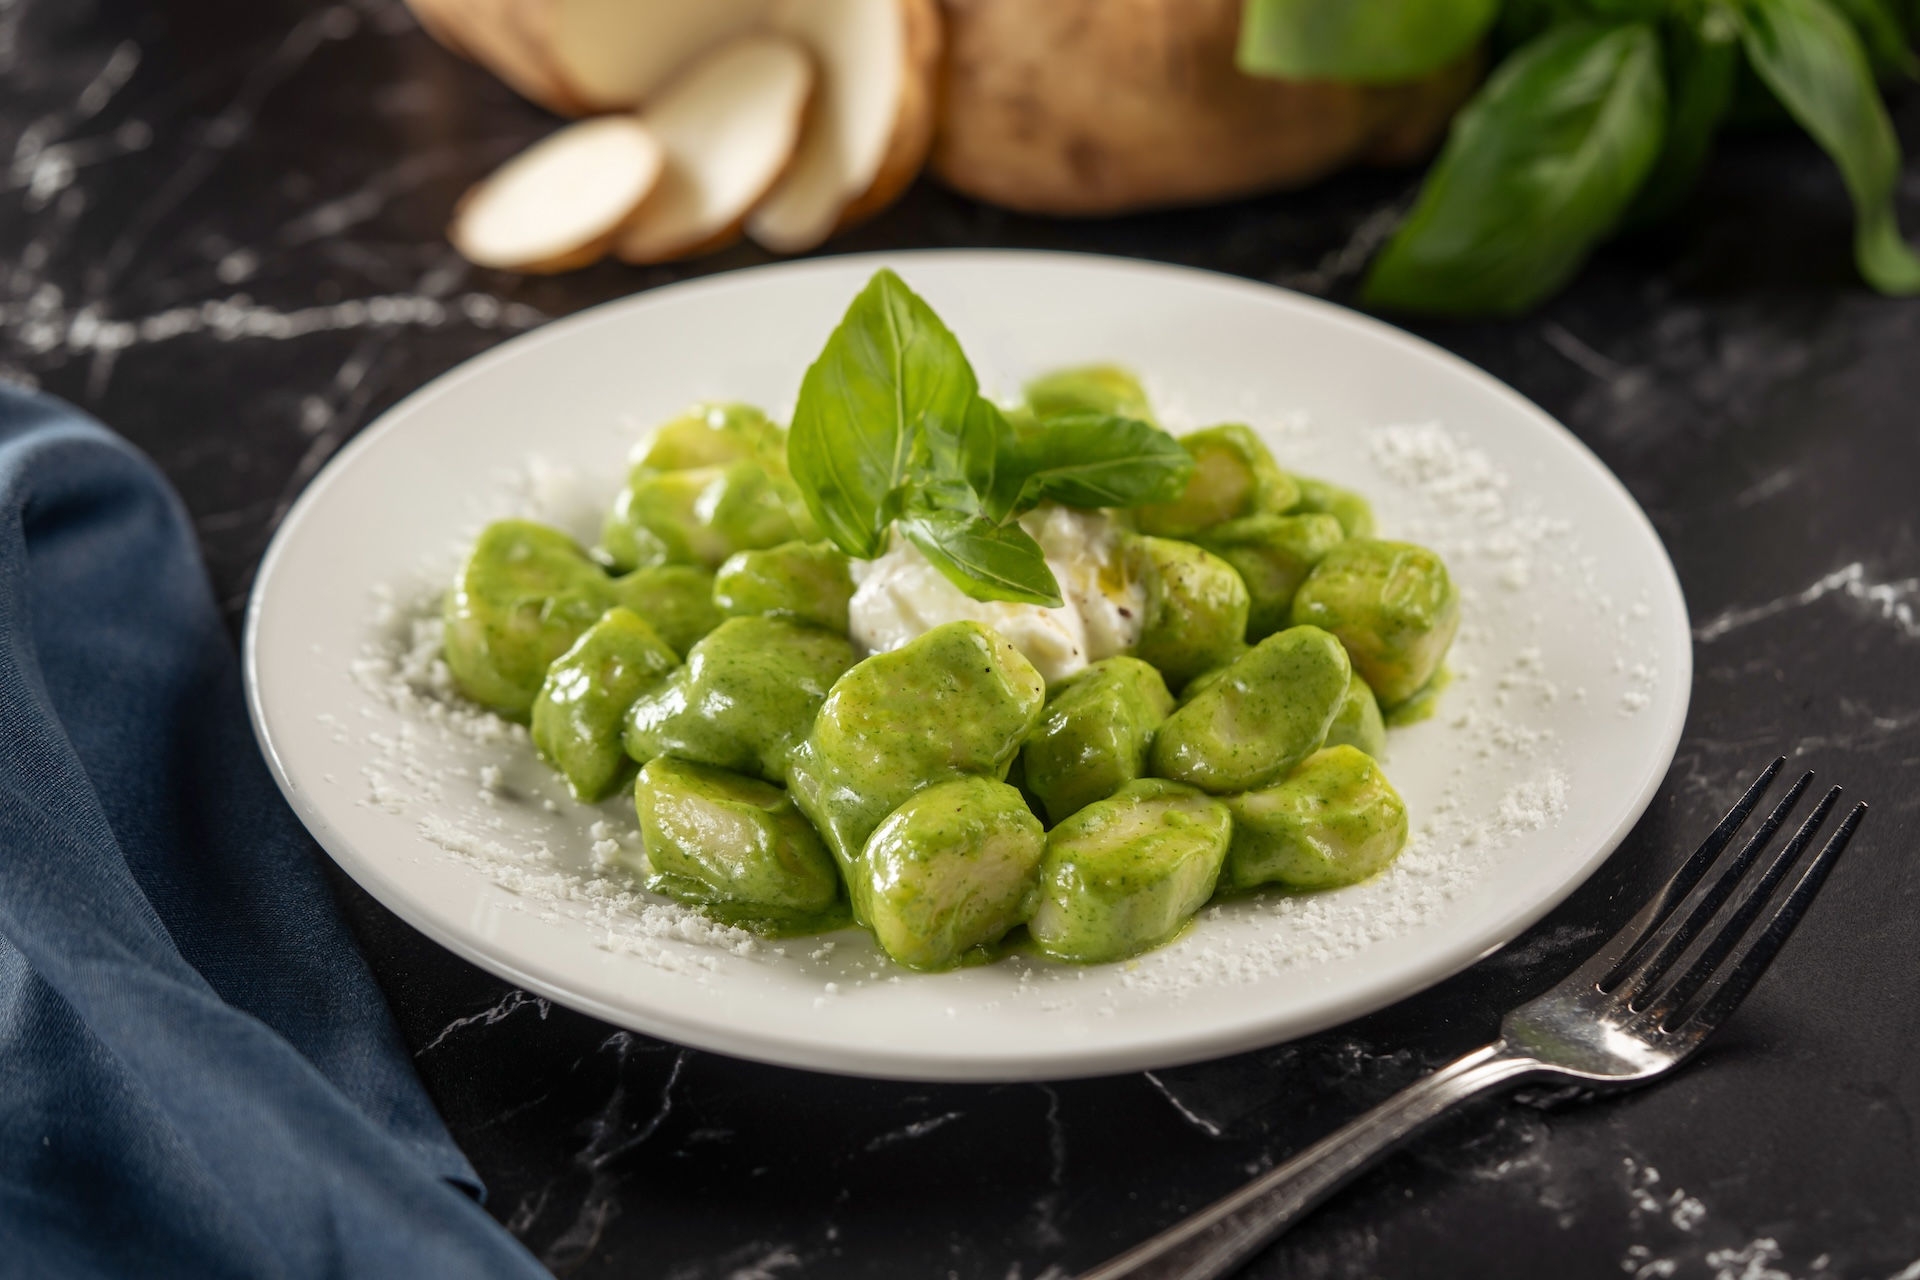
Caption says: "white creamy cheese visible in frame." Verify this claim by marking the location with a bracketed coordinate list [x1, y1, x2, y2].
[848, 505, 1144, 682]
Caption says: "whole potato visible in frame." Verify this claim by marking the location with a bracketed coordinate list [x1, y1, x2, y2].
[932, 0, 1482, 216]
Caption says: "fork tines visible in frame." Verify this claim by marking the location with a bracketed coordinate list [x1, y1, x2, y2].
[1588, 757, 1865, 1036]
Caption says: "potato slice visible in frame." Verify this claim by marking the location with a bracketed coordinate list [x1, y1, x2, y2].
[531, 0, 771, 112]
[746, 0, 939, 254]
[449, 116, 663, 272]
[616, 35, 814, 264]
[405, 0, 588, 116]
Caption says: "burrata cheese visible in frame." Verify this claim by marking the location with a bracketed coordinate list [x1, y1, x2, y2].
[848, 506, 1143, 682]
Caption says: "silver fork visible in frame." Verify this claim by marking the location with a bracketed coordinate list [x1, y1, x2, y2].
[1080, 759, 1866, 1280]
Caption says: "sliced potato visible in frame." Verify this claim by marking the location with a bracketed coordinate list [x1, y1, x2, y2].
[616, 35, 814, 264]
[449, 116, 663, 272]
[405, 0, 589, 115]
[746, 0, 940, 253]
[830, 0, 939, 231]
[530, 0, 772, 112]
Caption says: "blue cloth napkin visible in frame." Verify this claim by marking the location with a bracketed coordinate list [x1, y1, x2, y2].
[0, 385, 547, 1278]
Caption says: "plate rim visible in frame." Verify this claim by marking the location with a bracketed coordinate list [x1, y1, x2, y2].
[243, 248, 1692, 1081]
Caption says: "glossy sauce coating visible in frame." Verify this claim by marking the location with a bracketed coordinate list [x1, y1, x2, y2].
[445, 377, 1453, 972]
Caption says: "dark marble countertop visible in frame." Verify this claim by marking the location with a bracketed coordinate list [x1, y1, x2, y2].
[7, 1, 1919, 1276]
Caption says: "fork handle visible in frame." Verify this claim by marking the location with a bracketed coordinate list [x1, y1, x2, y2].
[1078, 1043, 1545, 1280]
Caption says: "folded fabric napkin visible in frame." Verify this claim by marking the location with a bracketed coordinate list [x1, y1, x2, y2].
[0, 385, 546, 1278]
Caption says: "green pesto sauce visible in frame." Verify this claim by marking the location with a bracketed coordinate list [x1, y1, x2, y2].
[1383, 667, 1453, 728]
[993, 910, 1211, 967]
[448, 373, 1461, 971]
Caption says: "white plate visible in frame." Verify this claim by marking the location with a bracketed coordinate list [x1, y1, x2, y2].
[245, 251, 1689, 1082]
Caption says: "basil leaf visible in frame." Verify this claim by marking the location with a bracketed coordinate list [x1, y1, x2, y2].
[1238, 0, 1498, 83]
[1363, 21, 1668, 315]
[1498, 0, 1586, 47]
[1829, 0, 1918, 78]
[1582, 0, 1672, 16]
[1627, 12, 1739, 225]
[1737, 0, 1920, 293]
[788, 268, 979, 559]
[956, 395, 1018, 520]
[1501, 0, 1695, 46]
[899, 509, 1063, 608]
[1001, 414, 1195, 512]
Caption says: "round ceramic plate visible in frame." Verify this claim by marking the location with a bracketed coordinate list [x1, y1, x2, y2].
[245, 251, 1690, 1082]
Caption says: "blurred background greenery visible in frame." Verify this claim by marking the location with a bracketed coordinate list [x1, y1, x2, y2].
[1238, 0, 1920, 313]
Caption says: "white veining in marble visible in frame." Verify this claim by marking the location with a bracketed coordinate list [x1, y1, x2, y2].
[1694, 561, 1920, 644]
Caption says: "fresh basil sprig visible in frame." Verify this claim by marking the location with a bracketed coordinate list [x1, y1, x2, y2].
[1363, 21, 1668, 315]
[999, 412, 1195, 513]
[788, 269, 1194, 608]
[1237, 0, 1500, 83]
[1241, 0, 1920, 312]
[897, 510, 1060, 606]
[787, 268, 978, 560]
[1828, 0, 1920, 78]
[1623, 10, 1739, 226]
[1736, 0, 1920, 293]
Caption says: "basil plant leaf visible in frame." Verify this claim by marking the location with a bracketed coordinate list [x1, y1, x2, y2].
[899, 509, 1063, 608]
[1627, 10, 1739, 225]
[958, 395, 1020, 522]
[1002, 414, 1195, 512]
[1582, 0, 1677, 16]
[1737, 0, 1920, 293]
[1828, 0, 1919, 78]
[1238, 0, 1498, 83]
[1497, 0, 1587, 47]
[788, 268, 979, 559]
[1500, 0, 1694, 46]
[1363, 21, 1669, 316]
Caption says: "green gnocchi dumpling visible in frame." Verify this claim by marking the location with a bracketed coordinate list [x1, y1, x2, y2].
[1223, 746, 1408, 890]
[1028, 779, 1231, 964]
[602, 462, 815, 571]
[599, 404, 812, 572]
[610, 563, 723, 656]
[1021, 657, 1174, 826]
[859, 776, 1046, 970]
[712, 540, 854, 633]
[1023, 364, 1157, 424]
[1324, 670, 1387, 758]
[1290, 539, 1458, 707]
[531, 608, 678, 801]
[630, 402, 785, 472]
[443, 519, 619, 719]
[635, 757, 841, 926]
[601, 467, 724, 569]
[1149, 625, 1351, 794]
[787, 620, 1046, 893]
[1128, 535, 1251, 692]
[1134, 425, 1299, 538]
[1199, 512, 1345, 642]
[1288, 475, 1375, 538]
[1175, 656, 1243, 707]
[623, 615, 857, 782]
